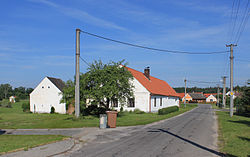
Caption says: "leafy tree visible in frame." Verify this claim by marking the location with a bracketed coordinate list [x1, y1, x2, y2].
[237, 82, 250, 115]
[62, 60, 134, 112]
[0, 84, 12, 99]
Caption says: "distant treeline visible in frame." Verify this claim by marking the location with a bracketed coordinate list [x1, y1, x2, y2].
[0, 84, 33, 100]
[173, 85, 247, 93]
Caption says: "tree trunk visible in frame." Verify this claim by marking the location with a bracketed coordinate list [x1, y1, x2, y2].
[106, 98, 110, 110]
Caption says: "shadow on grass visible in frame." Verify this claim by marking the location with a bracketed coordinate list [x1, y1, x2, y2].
[228, 120, 250, 127]
[238, 136, 250, 142]
[148, 128, 226, 156]
[0, 130, 6, 135]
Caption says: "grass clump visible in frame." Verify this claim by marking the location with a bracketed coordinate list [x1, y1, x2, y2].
[158, 106, 179, 115]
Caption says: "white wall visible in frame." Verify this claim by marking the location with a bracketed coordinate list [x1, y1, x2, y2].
[151, 96, 179, 112]
[112, 77, 179, 112]
[206, 95, 217, 102]
[111, 77, 150, 112]
[30, 77, 66, 114]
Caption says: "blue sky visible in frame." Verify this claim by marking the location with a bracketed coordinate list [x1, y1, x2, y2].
[0, 0, 249, 88]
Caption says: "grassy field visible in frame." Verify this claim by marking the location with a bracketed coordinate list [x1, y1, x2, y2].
[0, 135, 66, 154]
[216, 111, 250, 157]
[0, 100, 197, 129]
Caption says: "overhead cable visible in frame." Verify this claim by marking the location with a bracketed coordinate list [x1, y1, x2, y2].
[80, 30, 229, 55]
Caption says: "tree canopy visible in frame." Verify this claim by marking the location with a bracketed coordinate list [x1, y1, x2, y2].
[62, 60, 134, 110]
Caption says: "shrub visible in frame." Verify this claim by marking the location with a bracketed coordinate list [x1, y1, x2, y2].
[22, 102, 30, 112]
[50, 106, 55, 114]
[158, 106, 179, 115]
[83, 105, 107, 116]
[6, 102, 12, 108]
[15, 97, 20, 102]
[133, 108, 145, 114]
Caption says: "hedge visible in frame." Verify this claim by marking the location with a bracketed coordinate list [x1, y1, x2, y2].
[158, 106, 179, 115]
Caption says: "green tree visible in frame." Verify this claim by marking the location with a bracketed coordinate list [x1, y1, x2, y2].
[62, 60, 134, 111]
[237, 81, 250, 115]
[0, 84, 13, 99]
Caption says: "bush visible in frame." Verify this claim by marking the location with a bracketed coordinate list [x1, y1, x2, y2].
[83, 105, 107, 116]
[158, 106, 179, 115]
[6, 102, 12, 108]
[50, 106, 55, 114]
[15, 97, 20, 102]
[22, 102, 30, 112]
[133, 108, 145, 114]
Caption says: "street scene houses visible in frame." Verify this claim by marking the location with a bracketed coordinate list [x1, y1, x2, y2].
[30, 77, 66, 114]
[204, 93, 217, 103]
[110, 67, 180, 112]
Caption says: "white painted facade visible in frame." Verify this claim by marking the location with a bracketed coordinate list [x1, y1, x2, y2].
[206, 95, 217, 102]
[111, 78, 179, 112]
[30, 77, 66, 114]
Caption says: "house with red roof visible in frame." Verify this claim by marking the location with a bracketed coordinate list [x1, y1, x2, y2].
[110, 67, 179, 112]
[204, 93, 217, 103]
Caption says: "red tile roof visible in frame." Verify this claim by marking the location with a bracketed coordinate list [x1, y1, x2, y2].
[125, 67, 179, 97]
[204, 93, 217, 98]
[177, 93, 185, 98]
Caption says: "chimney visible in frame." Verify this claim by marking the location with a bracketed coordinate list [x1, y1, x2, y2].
[144, 67, 150, 80]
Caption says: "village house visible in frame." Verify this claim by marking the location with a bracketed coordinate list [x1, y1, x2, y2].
[110, 67, 180, 112]
[9, 96, 16, 103]
[178, 92, 206, 103]
[204, 93, 217, 103]
[30, 77, 66, 114]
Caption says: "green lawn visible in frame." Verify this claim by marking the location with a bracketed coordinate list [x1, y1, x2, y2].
[0, 100, 197, 129]
[0, 135, 66, 154]
[216, 111, 250, 157]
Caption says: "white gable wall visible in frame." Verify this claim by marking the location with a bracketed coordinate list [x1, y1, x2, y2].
[30, 77, 66, 114]
[206, 95, 217, 102]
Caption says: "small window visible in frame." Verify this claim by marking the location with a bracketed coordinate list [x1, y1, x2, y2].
[160, 98, 162, 106]
[111, 99, 118, 107]
[48, 86, 50, 88]
[154, 97, 156, 107]
[128, 98, 135, 107]
[42, 86, 44, 88]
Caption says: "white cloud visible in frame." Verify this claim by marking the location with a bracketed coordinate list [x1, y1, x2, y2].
[28, 0, 126, 31]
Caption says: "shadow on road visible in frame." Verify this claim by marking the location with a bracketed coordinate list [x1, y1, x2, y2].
[150, 128, 226, 157]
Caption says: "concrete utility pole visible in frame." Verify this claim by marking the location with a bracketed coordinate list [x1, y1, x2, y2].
[184, 79, 187, 108]
[217, 84, 220, 106]
[226, 44, 237, 117]
[222, 76, 227, 108]
[75, 28, 81, 118]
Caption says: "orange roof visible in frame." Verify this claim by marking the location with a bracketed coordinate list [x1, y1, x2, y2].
[125, 67, 179, 97]
[204, 93, 217, 98]
[177, 93, 185, 98]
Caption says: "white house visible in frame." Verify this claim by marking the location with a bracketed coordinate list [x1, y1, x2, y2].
[30, 77, 66, 114]
[9, 96, 16, 103]
[205, 94, 217, 103]
[110, 67, 179, 112]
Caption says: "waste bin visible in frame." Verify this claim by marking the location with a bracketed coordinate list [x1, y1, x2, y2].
[106, 111, 118, 128]
[99, 114, 107, 129]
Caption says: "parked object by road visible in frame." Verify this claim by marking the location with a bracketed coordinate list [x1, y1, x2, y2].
[99, 114, 107, 129]
[106, 111, 118, 128]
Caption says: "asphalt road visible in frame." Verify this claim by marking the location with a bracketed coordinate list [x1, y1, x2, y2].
[68, 104, 222, 157]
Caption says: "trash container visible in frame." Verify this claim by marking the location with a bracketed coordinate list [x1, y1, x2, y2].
[99, 114, 107, 129]
[106, 111, 118, 128]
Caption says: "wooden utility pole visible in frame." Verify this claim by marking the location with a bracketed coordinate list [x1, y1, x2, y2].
[222, 76, 227, 108]
[226, 44, 237, 117]
[184, 79, 187, 108]
[217, 84, 220, 107]
[75, 28, 81, 118]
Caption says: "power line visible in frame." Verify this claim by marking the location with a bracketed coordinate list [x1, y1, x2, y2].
[80, 30, 229, 55]
[79, 56, 91, 67]
[187, 80, 221, 84]
[230, 0, 241, 42]
[234, 0, 250, 44]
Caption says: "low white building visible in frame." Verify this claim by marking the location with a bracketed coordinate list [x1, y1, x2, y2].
[110, 67, 179, 112]
[205, 94, 217, 103]
[30, 77, 66, 114]
[9, 96, 16, 103]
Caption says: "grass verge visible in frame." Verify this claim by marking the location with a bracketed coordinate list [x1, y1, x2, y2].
[0, 135, 66, 154]
[0, 100, 197, 129]
[216, 111, 250, 157]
